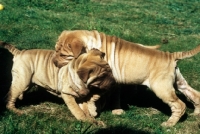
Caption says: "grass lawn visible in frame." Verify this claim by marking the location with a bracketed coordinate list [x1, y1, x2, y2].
[0, 0, 200, 133]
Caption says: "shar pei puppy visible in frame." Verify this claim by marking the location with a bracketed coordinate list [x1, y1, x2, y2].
[0, 41, 115, 125]
[52, 30, 200, 127]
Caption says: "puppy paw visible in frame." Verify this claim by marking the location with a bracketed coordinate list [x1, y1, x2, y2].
[90, 111, 98, 117]
[191, 107, 200, 116]
[94, 120, 106, 128]
[161, 121, 176, 127]
[112, 109, 124, 115]
[88, 118, 106, 127]
[18, 94, 23, 100]
[190, 112, 200, 116]
[7, 106, 24, 115]
[14, 110, 24, 115]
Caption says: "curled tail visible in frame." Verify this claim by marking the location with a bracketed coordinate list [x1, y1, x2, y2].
[0, 41, 21, 56]
[145, 45, 160, 49]
[173, 45, 200, 60]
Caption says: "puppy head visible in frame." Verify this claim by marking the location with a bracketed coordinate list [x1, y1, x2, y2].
[53, 30, 86, 68]
[76, 49, 115, 94]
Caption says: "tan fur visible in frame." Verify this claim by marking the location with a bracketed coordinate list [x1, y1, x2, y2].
[52, 30, 200, 127]
[77, 83, 124, 119]
[175, 67, 200, 115]
[79, 94, 101, 117]
[1, 41, 115, 125]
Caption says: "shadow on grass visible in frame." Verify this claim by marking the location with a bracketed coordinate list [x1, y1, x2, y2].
[119, 84, 191, 122]
[16, 86, 64, 107]
[0, 48, 13, 114]
[93, 125, 150, 134]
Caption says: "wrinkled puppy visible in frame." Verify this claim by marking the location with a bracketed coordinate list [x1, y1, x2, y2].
[0, 41, 115, 125]
[52, 30, 200, 127]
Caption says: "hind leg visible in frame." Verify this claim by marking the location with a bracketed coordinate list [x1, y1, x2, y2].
[151, 80, 186, 127]
[6, 68, 32, 115]
[175, 68, 200, 115]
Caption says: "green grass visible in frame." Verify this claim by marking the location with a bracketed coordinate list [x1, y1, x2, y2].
[0, 0, 200, 133]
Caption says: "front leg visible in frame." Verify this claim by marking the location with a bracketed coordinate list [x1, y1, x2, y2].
[61, 92, 105, 127]
[78, 101, 91, 117]
[87, 94, 101, 117]
[61, 92, 94, 122]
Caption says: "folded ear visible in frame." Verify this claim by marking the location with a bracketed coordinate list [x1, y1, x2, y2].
[77, 66, 92, 83]
[55, 30, 69, 51]
[71, 40, 85, 58]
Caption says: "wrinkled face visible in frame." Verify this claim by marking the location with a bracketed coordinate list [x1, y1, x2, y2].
[76, 49, 115, 94]
[53, 30, 86, 68]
